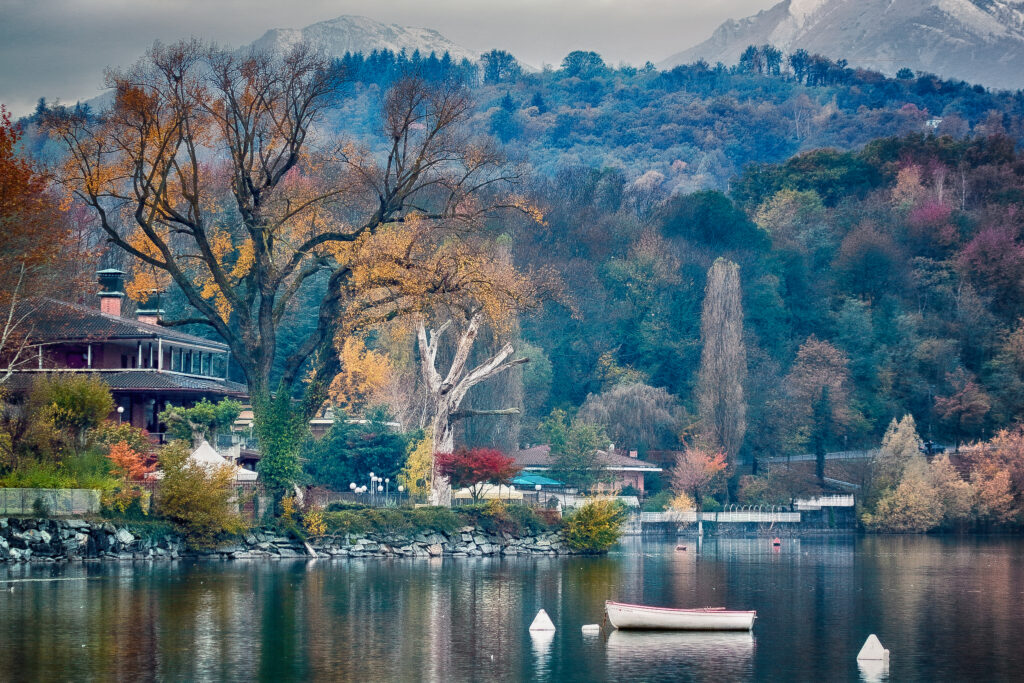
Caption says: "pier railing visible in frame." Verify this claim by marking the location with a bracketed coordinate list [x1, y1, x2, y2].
[794, 495, 855, 510]
[641, 509, 802, 524]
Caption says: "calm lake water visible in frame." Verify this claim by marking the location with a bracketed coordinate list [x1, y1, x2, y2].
[1, 535, 1022, 681]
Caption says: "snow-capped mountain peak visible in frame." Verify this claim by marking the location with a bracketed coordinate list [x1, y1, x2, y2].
[788, 0, 829, 26]
[245, 15, 478, 63]
[659, 0, 1024, 90]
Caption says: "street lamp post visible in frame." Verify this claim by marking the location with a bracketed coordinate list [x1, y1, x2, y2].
[117, 406, 124, 424]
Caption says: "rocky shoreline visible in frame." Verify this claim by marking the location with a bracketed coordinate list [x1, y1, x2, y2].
[0, 517, 581, 563]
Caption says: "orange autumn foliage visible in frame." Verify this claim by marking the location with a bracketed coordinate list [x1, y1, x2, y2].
[107, 441, 157, 481]
[672, 444, 728, 513]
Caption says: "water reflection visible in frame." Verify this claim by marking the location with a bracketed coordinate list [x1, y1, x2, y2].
[858, 657, 890, 682]
[1, 537, 1022, 681]
[606, 631, 755, 680]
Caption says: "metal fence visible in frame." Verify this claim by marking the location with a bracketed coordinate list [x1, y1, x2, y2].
[794, 495, 855, 510]
[641, 509, 803, 524]
[0, 488, 101, 515]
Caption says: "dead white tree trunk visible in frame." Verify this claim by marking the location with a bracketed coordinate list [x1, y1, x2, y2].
[417, 312, 527, 506]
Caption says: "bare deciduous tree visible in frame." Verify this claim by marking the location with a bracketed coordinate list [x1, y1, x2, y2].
[417, 311, 526, 506]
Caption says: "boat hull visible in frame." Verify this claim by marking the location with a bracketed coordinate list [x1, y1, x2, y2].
[605, 601, 756, 631]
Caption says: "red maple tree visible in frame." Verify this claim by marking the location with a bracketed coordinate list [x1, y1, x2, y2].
[435, 448, 521, 502]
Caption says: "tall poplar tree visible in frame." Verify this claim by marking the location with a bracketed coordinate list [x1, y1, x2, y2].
[697, 258, 747, 466]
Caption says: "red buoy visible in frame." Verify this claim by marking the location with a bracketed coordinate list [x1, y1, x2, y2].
[772, 537, 782, 546]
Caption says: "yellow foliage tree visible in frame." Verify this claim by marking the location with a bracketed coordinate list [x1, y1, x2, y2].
[154, 441, 244, 549]
[861, 459, 943, 533]
[400, 430, 433, 497]
[329, 337, 394, 412]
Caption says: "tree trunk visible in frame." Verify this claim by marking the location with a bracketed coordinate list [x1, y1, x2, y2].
[429, 402, 456, 507]
[418, 314, 527, 507]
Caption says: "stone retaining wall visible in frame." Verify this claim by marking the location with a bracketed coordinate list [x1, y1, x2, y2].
[0, 518, 579, 563]
[0, 517, 183, 563]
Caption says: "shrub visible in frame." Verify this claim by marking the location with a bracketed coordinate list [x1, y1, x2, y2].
[0, 451, 119, 491]
[28, 373, 114, 455]
[303, 510, 327, 537]
[322, 510, 371, 537]
[363, 508, 413, 535]
[534, 508, 562, 526]
[31, 495, 50, 517]
[460, 500, 524, 535]
[641, 490, 673, 512]
[701, 496, 723, 512]
[0, 461, 74, 488]
[326, 501, 370, 512]
[154, 441, 244, 549]
[409, 506, 462, 534]
[507, 504, 548, 534]
[563, 499, 628, 552]
[670, 492, 696, 512]
[93, 421, 152, 454]
[101, 488, 150, 518]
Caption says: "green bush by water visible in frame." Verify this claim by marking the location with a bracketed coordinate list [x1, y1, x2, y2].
[563, 499, 628, 553]
[320, 503, 549, 538]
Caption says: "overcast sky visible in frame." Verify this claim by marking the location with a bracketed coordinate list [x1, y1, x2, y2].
[0, 0, 774, 116]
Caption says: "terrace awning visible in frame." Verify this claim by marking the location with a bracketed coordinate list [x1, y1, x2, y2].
[511, 473, 563, 487]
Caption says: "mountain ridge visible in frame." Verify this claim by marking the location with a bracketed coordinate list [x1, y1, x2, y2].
[659, 0, 1024, 90]
[245, 15, 479, 63]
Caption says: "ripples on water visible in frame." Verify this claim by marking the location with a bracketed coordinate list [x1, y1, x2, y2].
[1, 536, 1022, 681]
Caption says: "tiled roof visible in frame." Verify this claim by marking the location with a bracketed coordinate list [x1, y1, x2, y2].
[512, 445, 661, 471]
[18, 298, 228, 350]
[3, 371, 248, 397]
[100, 372, 248, 395]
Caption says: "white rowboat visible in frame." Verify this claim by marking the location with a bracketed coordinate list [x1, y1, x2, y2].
[605, 601, 756, 631]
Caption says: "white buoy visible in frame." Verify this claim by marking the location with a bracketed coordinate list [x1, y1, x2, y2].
[529, 609, 556, 632]
[581, 624, 600, 634]
[857, 634, 890, 661]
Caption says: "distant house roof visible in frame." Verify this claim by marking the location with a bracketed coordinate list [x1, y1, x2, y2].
[2, 371, 248, 397]
[512, 445, 662, 472]
[511, 473, 564, 487]
[19, 298, 229, 350]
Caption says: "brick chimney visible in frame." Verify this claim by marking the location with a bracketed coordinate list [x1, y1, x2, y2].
[136, 290, 165, 326]
[97, 269, 125, 318]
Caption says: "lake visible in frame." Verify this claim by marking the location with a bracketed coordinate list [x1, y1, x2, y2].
[1, 535, 1022, 681]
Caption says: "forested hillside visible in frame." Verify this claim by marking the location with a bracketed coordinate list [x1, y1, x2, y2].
[21, 46, 1024, 462]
